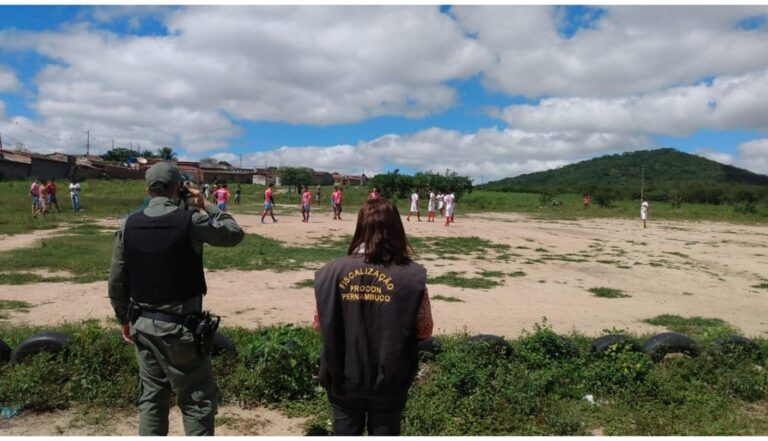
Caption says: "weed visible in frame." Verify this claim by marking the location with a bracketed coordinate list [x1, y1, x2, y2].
[751, 283, 768, 290]
[642, 315, 737, 341]
[293, 279, 315, 289]
[428, 271, 502, 289]
[509, 271, 527, 277]
[477, 270, 505, 278]
[431, 295, 464, 303]
[664, 251, 690, 259]
[589, 287, 631, 298]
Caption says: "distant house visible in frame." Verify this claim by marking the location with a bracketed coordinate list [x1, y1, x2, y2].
[311, 171, 334, 186]
[0, 149, 32, 180]
[343, 175, 365, 186]
[0, 149, 77, 181]
[252, 168, 276, 186]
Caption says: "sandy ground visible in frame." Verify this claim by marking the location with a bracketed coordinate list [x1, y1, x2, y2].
[0, 404, 306, 436]
[1, 211, 767, 338]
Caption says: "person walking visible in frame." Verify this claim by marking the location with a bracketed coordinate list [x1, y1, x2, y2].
[301, 185, 312, 223]
[332, 186, 343, 220]
[641, 196, 650, 229]
[260, 183, 278, 224]
[407, 190, 421, 222]
[213, 183, 231, 211]
[313, 198, 433, 436]
[108, 162, 244, 436]
[29, 179, 41, 216]
[69, 178, 81, 212]
[46, 178, 62, 212]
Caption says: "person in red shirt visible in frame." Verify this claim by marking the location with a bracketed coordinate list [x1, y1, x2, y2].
[260, 183, 278, 224]
[331, 186, 344, 220]
[301, 185, 312, 223]
[583, 194, 590, 209]
[213, 184, 231, 211]
[46, 178, 62, 212]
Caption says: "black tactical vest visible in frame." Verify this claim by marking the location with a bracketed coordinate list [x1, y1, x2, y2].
[123, 208, 207, 304]
[314, 255, 426, 398]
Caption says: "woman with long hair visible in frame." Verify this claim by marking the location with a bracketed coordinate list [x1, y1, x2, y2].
[313, 198, 433, 436]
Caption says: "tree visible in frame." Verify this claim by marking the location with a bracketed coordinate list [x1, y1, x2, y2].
[218, 161, 232, 167]
[279, 167, 313, 193]
[158, 146, 176, 160]
[370, 169, 473, 200]
[101, 147, 144, 163]
[199, 157, 217, 165]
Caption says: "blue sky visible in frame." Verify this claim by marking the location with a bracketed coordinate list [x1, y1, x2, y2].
[1, 5, 767, 180]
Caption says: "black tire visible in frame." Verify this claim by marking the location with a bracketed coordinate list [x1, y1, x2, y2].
[418, 336, 443, 360]
[10, 332, 74, 364]
[0, 339, 11, 364]
[211, 332, 236, 360]
[643, 332, 700, 362]
[712, 335, 761, 358]
[592, 334, 643, 354]
[468, 334, 514, 359]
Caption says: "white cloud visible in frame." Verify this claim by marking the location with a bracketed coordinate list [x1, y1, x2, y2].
[500, 70, 768, 136]
[453, 6, 768, 98]
[694, 148, 734, 165]
[241, 126, 651, 182]
[0, 66, 20, 92]
[736, 138, 768, 174]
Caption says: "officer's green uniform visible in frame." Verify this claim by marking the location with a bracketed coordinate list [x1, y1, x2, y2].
[108, 163, 244, 436]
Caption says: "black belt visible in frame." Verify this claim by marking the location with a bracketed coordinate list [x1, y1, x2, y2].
[140, 310, 190, 326]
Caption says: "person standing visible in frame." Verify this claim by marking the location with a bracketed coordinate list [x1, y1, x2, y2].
[213, 183, 230, 211]
[368, 186, 381, 201]
[301, 185, 312, 223]
[641, 196, 650, 229]
[46, 178, 62, 212]
[316, 184, 322, 203]
[313, 199, 433, 436]
[407, 190, 421, 222]
[427, 189, 436, 222]
[234, 184, 241, 205]
[108, 161, 244, 436]
[69, 178, 81, 212]
[583, 194, 590, 209]
[29, 179, 41, 216]
[260, 183, 278, 224]
[331, 186, 343, 220]
[202, 182, 211, 201]
[38, 179, 48, 215]
[436, 192, 445, 217]
[443, 191, 455, 226]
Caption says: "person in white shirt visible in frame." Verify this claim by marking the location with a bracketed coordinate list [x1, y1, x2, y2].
[427, 189, 436, 222]
[443, 191, 455, 226]
[641, 196, 650, 229]
[407, 191, 421, 222]
[69, 178, 81, 212]
[436, 192, 445, 217]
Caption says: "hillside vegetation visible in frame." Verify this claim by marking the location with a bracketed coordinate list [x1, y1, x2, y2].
[483, 149, 768, 205]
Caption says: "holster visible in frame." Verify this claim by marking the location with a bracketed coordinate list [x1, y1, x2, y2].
[189, 311, 220, 356]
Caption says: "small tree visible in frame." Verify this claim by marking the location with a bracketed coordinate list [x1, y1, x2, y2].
[158, 146, 176, 160]
[279, 167, 313, 193]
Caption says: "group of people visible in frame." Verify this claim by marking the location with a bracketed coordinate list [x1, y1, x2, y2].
[110, 162, 431, 436]
[404, 188, 456, 226]
[201, 182, 240, 212]
[29, 177, 80, 217]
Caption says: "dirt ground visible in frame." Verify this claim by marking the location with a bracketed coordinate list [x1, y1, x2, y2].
[2, 211, 768, 435]
[1, 211, 767, 337]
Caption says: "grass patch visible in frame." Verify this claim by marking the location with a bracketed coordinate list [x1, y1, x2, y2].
[664, 251, 690, 259]
[751, 283, 768, 290]
[542, 254, 590, 263]
[477, 270, 505, 278]
[431, 295, 464, 303]
[509, 271, 527, 277]
[410, 236, 510, 260]
[0, 272, 69, 285]
[0, 299, 32, 320]
[588, 287, 631, 299]
[642, 315, 737, 340]
[428, 271, 503, 289]
[293, 279, 315, 289]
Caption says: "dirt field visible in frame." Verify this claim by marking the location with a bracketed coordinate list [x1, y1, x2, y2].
[2, 211, 768, 435]
[2, 211, 767, 337]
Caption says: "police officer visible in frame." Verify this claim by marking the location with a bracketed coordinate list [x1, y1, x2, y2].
[313, 198, 433, 436]
[108, 161, 244, 436]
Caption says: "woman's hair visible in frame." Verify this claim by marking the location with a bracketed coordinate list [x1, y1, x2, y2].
[348, 199, 412, 265]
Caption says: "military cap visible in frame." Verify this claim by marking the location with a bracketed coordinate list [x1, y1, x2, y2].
[145, 161, 182, 187]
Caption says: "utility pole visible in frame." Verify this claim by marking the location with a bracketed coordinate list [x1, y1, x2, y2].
[86, 130, 90, 156]
[239, 153, 243, 169]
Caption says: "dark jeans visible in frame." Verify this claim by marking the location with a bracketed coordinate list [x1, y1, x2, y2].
[328, 393, 407, 436]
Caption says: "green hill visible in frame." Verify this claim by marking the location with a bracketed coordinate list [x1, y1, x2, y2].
[482, 148, 768, 203]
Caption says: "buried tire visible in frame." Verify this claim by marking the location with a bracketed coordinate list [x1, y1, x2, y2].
[10, 332, 74, 364]
[418, 336, 443, 360]
[468, 334, 514, 359]
[592, 334, 643, 354]
[643, 332, 700, 362]
[0, 339, 11, 364]
[211, 332, 237, 360]
[712, 335, 761, 359]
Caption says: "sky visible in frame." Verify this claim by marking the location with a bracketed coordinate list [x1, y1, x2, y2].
[0, 5, 768, 182]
